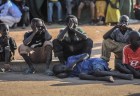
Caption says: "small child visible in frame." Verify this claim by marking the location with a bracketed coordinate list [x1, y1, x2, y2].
[0, 23, 17, 72]
[53, 53, 133, 82]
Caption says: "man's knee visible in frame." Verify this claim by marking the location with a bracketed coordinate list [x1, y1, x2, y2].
[43, 41, 53, 47]
[102, 39, 116, 49]
[102, 39, 112, 45]
[18, 44, 30, 55]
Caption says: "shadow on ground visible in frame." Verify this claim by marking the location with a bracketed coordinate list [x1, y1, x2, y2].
[127, 93, 140, 96]
[0, 72, 140, 87]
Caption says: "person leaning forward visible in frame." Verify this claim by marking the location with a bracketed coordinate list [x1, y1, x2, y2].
[18, 18, 53, 75]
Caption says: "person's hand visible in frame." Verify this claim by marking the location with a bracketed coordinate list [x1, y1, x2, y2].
[31, 43, 42, 48]
[31, 44, 36, 48]
[68, 18, 75, 30]
[115, 24, 121, 28]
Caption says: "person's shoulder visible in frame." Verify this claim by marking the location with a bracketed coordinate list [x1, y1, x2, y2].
[113, 28, 120, 32]
[25, 31, 33, 35]
[24, 31, 33, 37]
[123, 44, 131, 51]
[59, 28, 65, 32]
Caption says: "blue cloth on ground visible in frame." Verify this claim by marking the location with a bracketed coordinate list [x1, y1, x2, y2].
[66, 54, 109, 76]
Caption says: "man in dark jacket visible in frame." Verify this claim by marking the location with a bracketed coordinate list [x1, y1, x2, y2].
[53, 15, 93, 64]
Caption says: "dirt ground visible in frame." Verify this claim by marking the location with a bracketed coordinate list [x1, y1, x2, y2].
[0, 24, 140, 96]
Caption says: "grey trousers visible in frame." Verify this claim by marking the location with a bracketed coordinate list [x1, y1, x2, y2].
[101, 39, 126, 62]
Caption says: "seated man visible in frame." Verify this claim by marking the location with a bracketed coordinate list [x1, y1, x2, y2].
[53, 15, 93, 64]
[0, 23, 17, 72]
[118, 31, 140, 79]
[101, 15, 133, 69]
[47, 0, 62, 24]
[77, 0, 95, 24]
[0, 0, 22, 28]
[53, 53, 133, 82]
[18, 18, 53, 75]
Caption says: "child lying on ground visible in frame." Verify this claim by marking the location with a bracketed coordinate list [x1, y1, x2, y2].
[53, 53, 133, 82]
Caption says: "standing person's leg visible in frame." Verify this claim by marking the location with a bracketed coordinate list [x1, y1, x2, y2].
[66, 0, 73, 15]
[77, 2, 85, 20]
[21, 6, 30, 29]
[96, 1, 100, 21]
[18, 44, 35, 74]
[90, 2, 95, 22]
[96, 1, 107, 24]
[100, 1, 107, 23]
[48, 2, 54, 23]
[55, 1, 62, 22]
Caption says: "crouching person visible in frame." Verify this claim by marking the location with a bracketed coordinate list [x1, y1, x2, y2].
[101, 15, 133, 69]
[18, 18, 53, 75]
[53, 15, 93, 64]
[0, 23, 17, 72]
[53, 53, 133, 82]
[117, 31, 140, 79]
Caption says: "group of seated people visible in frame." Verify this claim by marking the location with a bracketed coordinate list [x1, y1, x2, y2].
[0, 0, 29, 29]
[0, 14, 140, 83]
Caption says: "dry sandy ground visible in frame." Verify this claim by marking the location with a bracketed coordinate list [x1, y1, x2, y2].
[0, 24, 140, 96]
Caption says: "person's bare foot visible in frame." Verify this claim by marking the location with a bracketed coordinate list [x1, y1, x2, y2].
[0, 64, 11, 72]
[108, 76, 115, 83]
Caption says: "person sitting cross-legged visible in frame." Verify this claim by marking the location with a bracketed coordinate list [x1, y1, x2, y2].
[117, 31, 140, 79]
[18, 18, 53, 75]
[53, 53, 133, 82]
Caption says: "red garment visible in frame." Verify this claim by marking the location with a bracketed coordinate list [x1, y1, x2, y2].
[123, 45, 140, 70]
[134, 4, 140, 9]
